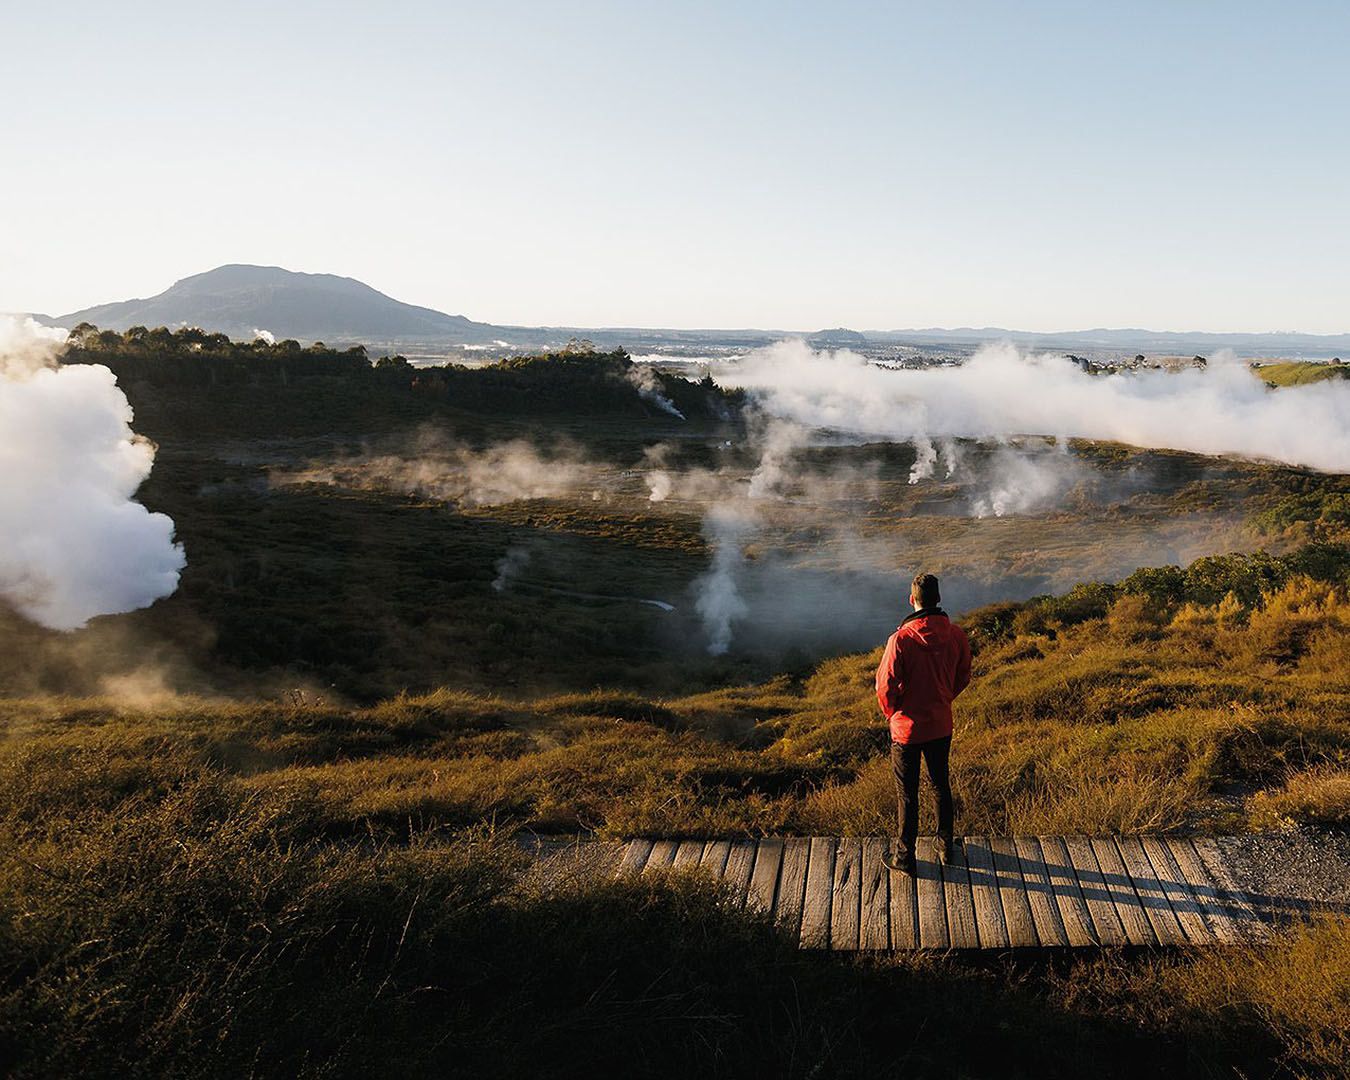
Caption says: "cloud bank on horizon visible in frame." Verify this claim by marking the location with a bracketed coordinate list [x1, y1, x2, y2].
[720, 340, 1350, 474]
[0, 317, 184, 630]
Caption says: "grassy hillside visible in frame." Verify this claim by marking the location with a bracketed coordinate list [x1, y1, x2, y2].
[1256, 360, 1350, 387]
[4, 562, 1350, 1077]
[5, 546, 1349, 841]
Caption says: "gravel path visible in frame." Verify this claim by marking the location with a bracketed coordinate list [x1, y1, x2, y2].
[1213, 828, 1350, 922]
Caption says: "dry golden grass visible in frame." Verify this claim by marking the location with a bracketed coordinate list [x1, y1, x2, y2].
[3, 569, 1350, 1077]
[1154, 914, 1350, 1074]
[4, 574, 1347, 845]
[1249, 767, 1350, 830]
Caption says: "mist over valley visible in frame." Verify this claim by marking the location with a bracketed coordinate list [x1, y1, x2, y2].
[2, 318, 1345, 701]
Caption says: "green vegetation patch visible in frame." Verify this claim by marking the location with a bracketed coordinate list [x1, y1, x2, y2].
[1256, 360, 1350, 387]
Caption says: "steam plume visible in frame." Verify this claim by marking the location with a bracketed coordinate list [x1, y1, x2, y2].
[626, 364, 686, 419]
[693, 505, 751, 655]
[277, 437, 599, 507]
[725, 340, 1350, 472]
[0, 317, 184, 630]
[686, 337, 1350, 656]
[492, 546, 531, 592]
[908, 434, 937, 484]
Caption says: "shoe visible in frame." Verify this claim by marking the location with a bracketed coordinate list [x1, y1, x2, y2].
[938, 837, 959, 866]
[882, 843, 918, 875]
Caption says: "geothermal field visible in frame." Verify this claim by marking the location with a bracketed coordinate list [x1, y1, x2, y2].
[1, 320, 1344, 699]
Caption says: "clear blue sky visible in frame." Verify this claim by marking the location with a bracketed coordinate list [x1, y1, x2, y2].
[4, 1, 1347, 331]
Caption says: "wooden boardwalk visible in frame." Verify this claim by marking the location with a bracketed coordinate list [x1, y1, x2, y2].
[615, 835, 1268, 950]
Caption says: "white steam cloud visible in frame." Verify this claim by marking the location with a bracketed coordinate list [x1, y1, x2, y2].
[492, 545, 531, 592]
[725, 340, 1350, 473]
[908, 434, 937, 484]
[684, 337, 1350, 655]
[277, 437, 600, 507]
[626, 364, 685, 420]
[0, 316, 184, 630]
[693, 504, 752, 655]
[966, 442, 1089, 518]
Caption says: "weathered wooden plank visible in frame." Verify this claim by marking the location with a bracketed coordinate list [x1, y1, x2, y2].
[964, 837, 1011, 949]
[989, 837, 1039, 948]
[1090, 838, 1157, 946]
[1013, 836, 1066, 947]
[627, 835, 1268, 951]
[746, 838, 785, 915]
[940, 839, 980, 950]
[774, 838, 811, 937]
[616, 838, 655, 875]
[915, 838, 949, 949]
[1063, 836, 1127, 946]
[700, 839, 732, 877]
[1166, 839, 1242, 943]
[1191, 837, 1270, 939]
[800, 837, 838, 949]
[859, 838, 891, 951]
[1140, 836, 1214, 945]
[720, 839, 758, 905]
[889, 841, 920, 950]
[830, 838, 864, 951]
[1115, 836, 1188, 945]
[643, 838, 679, 872]
[672, 839, 707, 870]
[1036, 836, 1096, 947]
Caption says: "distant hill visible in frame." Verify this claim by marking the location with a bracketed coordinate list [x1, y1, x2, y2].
[36, 263, 1350, 359]
[865, 326, 1350, 359]
[49, 264, 513, 346]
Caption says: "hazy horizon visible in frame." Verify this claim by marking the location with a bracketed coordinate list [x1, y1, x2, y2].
[13, 262, 1350, 341]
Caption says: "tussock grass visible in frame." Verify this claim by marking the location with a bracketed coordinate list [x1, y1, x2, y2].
[3, 571, 1349, 844]
[3, 740, 1349, 1078]
[1159, 914, 1350, 1074]
[1249, 767, 1350, 830]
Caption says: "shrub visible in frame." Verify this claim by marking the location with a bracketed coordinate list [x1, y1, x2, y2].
[1248, 766, 1350, 829]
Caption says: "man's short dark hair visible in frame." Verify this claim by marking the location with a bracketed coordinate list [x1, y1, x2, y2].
[911, 572, 941, 608]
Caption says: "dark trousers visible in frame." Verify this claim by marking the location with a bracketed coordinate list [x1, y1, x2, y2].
[891, 735, 954, 858]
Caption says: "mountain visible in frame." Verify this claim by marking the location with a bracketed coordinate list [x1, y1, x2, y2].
[41, 263, 1350, 359]
[50, 264, 511, 345]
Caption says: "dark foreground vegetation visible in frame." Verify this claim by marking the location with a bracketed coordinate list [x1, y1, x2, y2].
[2, 745, 1348, 1079]
[3, 329, 1350, 1076]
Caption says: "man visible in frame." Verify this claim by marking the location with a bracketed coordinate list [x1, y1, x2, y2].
[875, 572, 971, 875]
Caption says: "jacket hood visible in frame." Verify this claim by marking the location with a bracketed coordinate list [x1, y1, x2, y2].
[899, 608, 952, 649]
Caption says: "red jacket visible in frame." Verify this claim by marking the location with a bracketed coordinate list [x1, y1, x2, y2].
[875, 609, 971, 745]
